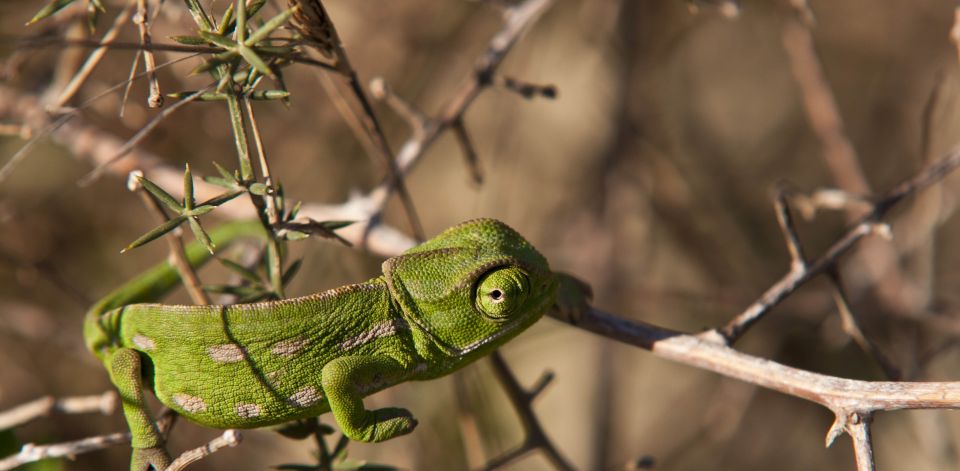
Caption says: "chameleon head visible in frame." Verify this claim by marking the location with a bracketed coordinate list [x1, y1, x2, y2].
[383, 218, 558, 360]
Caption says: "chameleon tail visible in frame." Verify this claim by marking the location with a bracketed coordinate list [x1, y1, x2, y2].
[83, 220, 266, 358]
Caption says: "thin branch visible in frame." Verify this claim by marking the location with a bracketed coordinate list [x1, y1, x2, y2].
[828, 270, 900, 380]
[295, 0, 425, 241]
[367, 0, 555, 212]
[0, 432, 130, 471]
[776, 184, 900, 379]
[717, 146, 960, 343]
[369, 77, 429, 137]
[479, 351, 573, 471]
[783, 2, 916, 323]
[788, 188, 874, 220]
[773, 185, 807, 273]
[783, 16, 869, 197]
[78, 86, 211, 185]
[0, 391, 116, 430]
[53, 1, 137, 109]
[452, 119, 483, 185]
[134, 0, 163, 108]
[166, 429, 242, 471]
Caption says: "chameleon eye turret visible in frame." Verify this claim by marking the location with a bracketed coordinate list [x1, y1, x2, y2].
[475, 266, 530, 320]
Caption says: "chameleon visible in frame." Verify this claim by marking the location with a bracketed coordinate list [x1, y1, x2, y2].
[84, 218, 581, 470]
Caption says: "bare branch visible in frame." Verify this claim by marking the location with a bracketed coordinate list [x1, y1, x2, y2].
[134, 0, 163, 108]
[53, 2, 136, 109]
[828, 270, 900, 380]
[718, 146, 960, 343]
[479, 352, 573, 471]
[166, 429, 242, 471]
[0, 391, 116, 430]
[0, 432, 130, 471]
[783, 16, 869, 197]
[560, 307, 960, 412]
[773, 186, 807, 273]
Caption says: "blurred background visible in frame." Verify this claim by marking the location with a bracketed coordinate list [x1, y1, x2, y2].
[3, 0, 960, 469]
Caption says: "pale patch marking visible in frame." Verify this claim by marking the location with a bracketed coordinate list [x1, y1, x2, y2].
[132, 334, 156, 351]
[340, 319, 406, 351]
[288, 385, 322, 408]
[271, 337, 309, 357]
[235, 403, 261, 418]
[208, 343, 246, 363]
[173, 393, 207, 413]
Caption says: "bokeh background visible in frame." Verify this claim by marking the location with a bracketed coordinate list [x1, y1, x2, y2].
[3, 0, 960, 469]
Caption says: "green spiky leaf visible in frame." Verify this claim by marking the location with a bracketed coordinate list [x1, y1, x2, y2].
[170, 35, 209, 45]
[27, 0, 76, 25]
[138, 176, 184, 214]
[188, 217, 216, 254]
[122, 215, 188, 253]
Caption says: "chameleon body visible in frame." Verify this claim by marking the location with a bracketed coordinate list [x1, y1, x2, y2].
[84, 218, 561, 470]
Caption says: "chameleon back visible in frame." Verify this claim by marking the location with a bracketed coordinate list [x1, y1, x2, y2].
[87, 278, 417, 429]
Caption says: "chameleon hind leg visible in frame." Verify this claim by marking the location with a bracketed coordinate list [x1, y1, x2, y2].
[108, 348, 171, 471]
[321, 356, 418, 442]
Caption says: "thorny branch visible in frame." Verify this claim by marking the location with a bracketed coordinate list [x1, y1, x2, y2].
[480, 352, 574, 471]
[718, 146, 960, 343]
[551, 147, 960, 471]
[0, 0, 553, 258]
[8, 1, 960, 470]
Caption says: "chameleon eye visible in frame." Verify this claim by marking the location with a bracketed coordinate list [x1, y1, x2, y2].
[475, 266, 529, 320]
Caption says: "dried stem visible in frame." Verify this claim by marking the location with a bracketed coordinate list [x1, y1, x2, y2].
[0, 432, 130, 471]
[0, 0, 553, 256]
[782, 16, 869, 197]
[776, 184, 899, 379]
[556, 307, 960, 453]
[0, 391, 116, 430]
[480, 351, 573, 471]
[828, 270, 900, 380]
[53, 1, 136, 109]
[718, 146, 960, 343]
[773, 186, 807, 273]
[166, 429, 242, 471]
[300, 0, 425, 241]
[134, 0, 163, 108]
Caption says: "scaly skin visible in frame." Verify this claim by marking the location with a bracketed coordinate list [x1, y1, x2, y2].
[85, 218, 566, 470]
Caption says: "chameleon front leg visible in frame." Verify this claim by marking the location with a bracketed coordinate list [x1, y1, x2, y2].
[108, 348, 171, 471]
[320, 356, 418, 442]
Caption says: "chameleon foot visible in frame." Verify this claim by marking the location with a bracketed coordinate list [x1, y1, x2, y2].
[130, 446, 171, 471]
[361, 407, 418, 443]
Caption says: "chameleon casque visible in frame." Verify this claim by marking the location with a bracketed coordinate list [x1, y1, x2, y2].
[84, 218, 569, 470]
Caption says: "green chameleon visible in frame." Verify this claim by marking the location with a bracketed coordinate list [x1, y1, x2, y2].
[84, 218, 587, 470]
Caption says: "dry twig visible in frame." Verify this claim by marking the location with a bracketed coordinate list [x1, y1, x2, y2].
[0, 391, 116, 430]
[480, 352, 573, 471]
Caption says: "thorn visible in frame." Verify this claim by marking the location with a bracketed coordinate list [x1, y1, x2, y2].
[824, 411, 847, 448]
